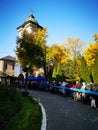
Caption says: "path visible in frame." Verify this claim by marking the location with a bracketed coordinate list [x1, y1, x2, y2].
[28, 90, 98, 130]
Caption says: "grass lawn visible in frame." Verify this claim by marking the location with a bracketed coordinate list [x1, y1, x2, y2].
[0, 84, 42, 130]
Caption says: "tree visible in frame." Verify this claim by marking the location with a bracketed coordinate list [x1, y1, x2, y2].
[16, 28, 47, 75]
[84, 43, 98, 67]
[61, 60, 76, 82]
[91, 52, 98, 84]
[84, 34, 98, 67]
[72, 56, 82, 81]
[65, 37, 85, 81]
[46, 44, 69, 78]
[63, 56, 82, 81]
[80, 56, 91, 83]
[84, 33, 98, 83]
[93, 33, 98, 42]
[67, 37, 85, 59]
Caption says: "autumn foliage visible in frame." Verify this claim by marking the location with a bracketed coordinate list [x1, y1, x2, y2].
[16, 28, 47, 69]
[16, 28, 98, 83]
[84, 42, 98, 67]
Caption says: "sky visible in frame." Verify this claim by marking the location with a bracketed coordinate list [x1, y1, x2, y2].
[0, 0, 98, 58]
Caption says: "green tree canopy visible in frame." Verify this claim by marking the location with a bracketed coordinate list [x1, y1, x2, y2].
[15, 28, 47, 74]
[80, 56, 91, 83]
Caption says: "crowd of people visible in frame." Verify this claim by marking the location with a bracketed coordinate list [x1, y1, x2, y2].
[10, 73, 98, 109]
[27, 80, 98, 108]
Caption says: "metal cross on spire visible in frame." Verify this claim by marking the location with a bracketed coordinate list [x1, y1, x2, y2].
[30, 9, 34, 15]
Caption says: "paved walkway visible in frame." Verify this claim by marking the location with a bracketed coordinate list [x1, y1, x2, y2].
[28, 90, 98, 130]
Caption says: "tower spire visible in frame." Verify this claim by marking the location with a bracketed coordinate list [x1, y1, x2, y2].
[30, 9, 34, 16]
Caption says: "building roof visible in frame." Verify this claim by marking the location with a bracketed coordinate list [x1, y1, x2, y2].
[25, 14, 38, 24]
[17, 14, 43, 30]
[0, 55, 16, 61]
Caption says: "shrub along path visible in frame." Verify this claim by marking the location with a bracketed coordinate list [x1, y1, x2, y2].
[29, 90, 98, 130]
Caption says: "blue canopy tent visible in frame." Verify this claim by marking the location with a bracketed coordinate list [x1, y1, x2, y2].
[36, 76, 48, 82]
[28, 76, 37, 81]
[28, 75, 48, 82]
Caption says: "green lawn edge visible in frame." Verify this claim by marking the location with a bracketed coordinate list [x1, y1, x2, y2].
[0, 85, 42, 130]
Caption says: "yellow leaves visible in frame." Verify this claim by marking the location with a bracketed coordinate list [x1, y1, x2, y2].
[46, 44, 69, 66]
[84, 42, 98, 67]
[93, 33, 98, 42]
[67, 37, 85, 58]
[35, 28, 48, 46]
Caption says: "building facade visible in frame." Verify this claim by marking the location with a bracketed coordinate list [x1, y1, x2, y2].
[0, 55, 16, 76]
